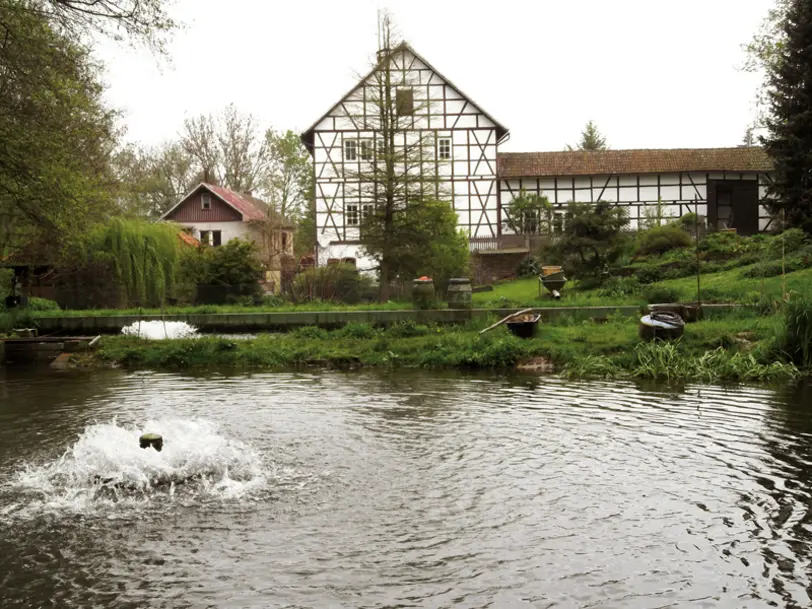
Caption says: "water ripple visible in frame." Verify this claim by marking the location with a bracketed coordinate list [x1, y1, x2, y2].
[1, 369, 811, 607]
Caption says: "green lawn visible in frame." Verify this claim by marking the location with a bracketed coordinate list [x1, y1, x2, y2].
[472, 265, 812, 308]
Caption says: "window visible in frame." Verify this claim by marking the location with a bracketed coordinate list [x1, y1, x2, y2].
[281, 232, 289, 252]
[344, 139, 357, 161]
[438, 138, 451, 160]
[396, 88, 414, 115]
[362, 204, 373, 221]
[346, 204, 359, 226]
[199, 230, 222, 246]
[552, 212, 565, 235]
[360, 139, 374, 161]
[201, 193, 211, 210]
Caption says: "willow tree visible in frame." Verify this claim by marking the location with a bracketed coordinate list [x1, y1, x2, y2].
[94, 218, 184, 307]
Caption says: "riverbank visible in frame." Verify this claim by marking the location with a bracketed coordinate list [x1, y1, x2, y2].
[73, 309, 802, 383]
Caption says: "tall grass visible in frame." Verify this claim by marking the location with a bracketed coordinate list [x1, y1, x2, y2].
[777, 297, 812, 369]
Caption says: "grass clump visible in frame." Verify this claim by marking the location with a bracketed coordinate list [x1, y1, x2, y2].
[776, 296, 812, 369]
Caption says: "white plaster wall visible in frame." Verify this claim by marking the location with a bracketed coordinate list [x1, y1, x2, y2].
[499, 172, 771, 232]
[311, 47, 501, 252]
[175, 221, 251, 244]
[316, 243, 376, 273]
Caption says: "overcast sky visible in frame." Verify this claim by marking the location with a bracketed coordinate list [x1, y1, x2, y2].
[97, 0, 773, 153]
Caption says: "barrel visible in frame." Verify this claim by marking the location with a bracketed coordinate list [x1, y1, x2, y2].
[412, 278, 436, 310]
[446, 278, 472, 309]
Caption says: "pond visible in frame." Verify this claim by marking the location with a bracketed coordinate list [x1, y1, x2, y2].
[1, 368, 811, 608]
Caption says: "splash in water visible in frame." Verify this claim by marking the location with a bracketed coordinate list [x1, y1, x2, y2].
[7, 418, 267, 517]
[121, 321, 198, 339]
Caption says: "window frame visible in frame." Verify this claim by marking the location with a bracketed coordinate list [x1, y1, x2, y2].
[438, 137, 452, 160]
[360, 139, 374, 161]
[344, 139, 358, 161]
[346, 203, 359, 227]
[201, 193, 212, 210]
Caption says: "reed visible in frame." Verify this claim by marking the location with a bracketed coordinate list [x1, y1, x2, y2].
[777, 296, 812, 369]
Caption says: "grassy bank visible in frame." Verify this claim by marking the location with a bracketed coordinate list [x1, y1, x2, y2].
[78, 310, 802, 383]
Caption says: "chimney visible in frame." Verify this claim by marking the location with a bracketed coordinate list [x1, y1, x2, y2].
[243, 189, 253, 198]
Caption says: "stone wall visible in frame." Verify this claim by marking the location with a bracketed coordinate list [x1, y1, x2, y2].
[471, 252, 527, 285]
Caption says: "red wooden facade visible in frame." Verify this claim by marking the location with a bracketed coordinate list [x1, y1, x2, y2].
[165, 189, 242, 223]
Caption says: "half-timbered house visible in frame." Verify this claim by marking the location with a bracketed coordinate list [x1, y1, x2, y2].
[302, 42, 775, 274]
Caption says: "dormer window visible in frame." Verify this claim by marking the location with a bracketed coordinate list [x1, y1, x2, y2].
[201, 192, 211, 210]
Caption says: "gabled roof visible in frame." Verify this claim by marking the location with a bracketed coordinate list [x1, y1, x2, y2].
[497, 147, 773, 178]
[300, 41, 509, 154]
[160, 183, 293, 225]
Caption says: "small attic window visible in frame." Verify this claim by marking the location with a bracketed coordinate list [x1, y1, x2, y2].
[201, 193, 211, 210]
[396, 88, 414, 116]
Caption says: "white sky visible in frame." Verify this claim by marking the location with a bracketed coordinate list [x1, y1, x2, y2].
[97, 0, 773, 153]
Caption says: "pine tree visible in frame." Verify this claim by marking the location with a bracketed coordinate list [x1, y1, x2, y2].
[567, 120, 608, 151]
[762, 0, 812, 233]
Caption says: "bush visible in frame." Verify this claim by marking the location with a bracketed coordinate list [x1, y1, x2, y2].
[777, 297, 812, 369]
[539, 201, 629, 279]
[387, 320, 432, 338]
[292, 326, 329, 339]
[766, 228, 808, 259]
[641, 284, 681, 303]
[637, 224, 692, 256]
[289, 264, 376, 304]
[26, 297, 60, 311]
[334, 322, 377, 339]
[635, 265, 664, 284]
[517, 257, 539, 278]
[183, 239, 264, 305]
[598, 276, 641, 298]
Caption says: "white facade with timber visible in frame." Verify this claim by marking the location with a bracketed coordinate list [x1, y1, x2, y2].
[302, 43, 774, 269]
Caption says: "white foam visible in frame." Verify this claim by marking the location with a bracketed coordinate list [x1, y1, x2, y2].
[121, 321, 198, 340]
[7, 418, 267, 517]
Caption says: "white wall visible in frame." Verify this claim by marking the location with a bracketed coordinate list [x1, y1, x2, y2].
[310, 46, 502, 262]
[175, 221, 252, 244]
[499, 171, 774, 231]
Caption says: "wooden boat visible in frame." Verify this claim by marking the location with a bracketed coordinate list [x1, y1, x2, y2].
[639, 312, 685, 341]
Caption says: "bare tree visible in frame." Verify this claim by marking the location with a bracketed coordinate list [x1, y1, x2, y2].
[349, 12, 449, 302]
[181, 104, 268, 192]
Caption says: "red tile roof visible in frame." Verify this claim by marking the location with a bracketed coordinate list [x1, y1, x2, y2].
[160, 183, 294, 226]
[204, 183, 266, 221]
[177, 231, 200, 247]
[497, 147, 773, 178]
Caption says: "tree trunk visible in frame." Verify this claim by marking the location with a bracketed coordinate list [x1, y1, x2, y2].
[378, 257, 390, 302]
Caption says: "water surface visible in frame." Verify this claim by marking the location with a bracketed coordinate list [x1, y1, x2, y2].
[1, 367, 811, 608]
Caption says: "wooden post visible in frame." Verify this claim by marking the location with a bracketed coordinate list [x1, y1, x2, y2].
[695, 196, 701, 306]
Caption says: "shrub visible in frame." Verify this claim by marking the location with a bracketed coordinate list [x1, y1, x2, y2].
[387, 320, 432, 338]
[637, 224, 692, 256]
[334, 322, 377, 339]
[635, 265, 664, 284]
[598, 276, 641, 298]
[766, 228, 808, 260]
[641, 285, 681, 303]
[289, 264, 375, 304]
[292, 326, 329, 339]
[183, 239, 264, 305]
[777, 297, 812, 369]
[517, 257, 539, 278]
[539, 201, 629, 278]
[26, 297, 60, 311]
